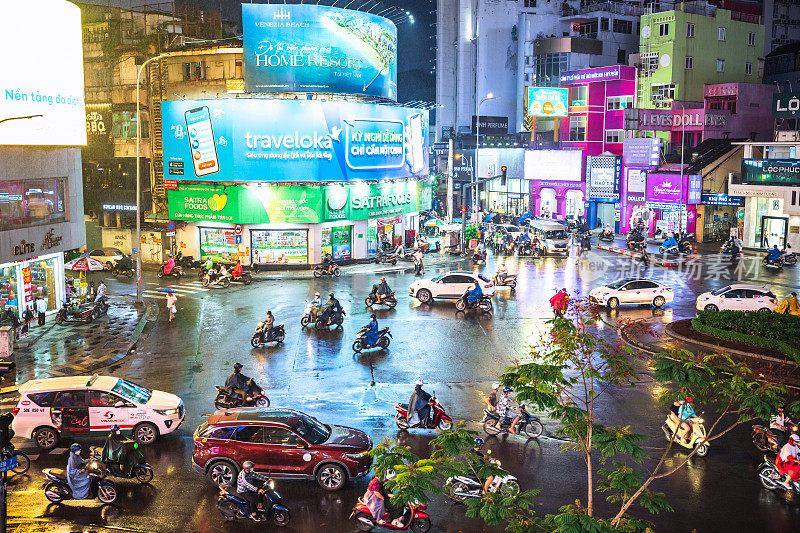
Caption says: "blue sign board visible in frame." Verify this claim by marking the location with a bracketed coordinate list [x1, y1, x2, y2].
[242, 4, 397, 100]
[162, 99, 429, 182]
[235, 234, 242, 245]
[687, 174, 702, 205]
[701, 193, 744, 206]
[0, 455, 17, 473]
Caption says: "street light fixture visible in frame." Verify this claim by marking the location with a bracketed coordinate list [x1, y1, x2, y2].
[474, 94, 499, 211]
[0, 115, 43, 125]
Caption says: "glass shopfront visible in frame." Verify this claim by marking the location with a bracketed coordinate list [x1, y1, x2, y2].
[321, 226, 352, 261]
[250, 230, 309, 265]
[0, 253, 63, 318]
[199, 227, 239, 263]
[0, 178, 66, 230]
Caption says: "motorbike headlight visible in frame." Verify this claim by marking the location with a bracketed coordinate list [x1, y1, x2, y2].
[268, 480, 275, 490]
[155, 408, 179, 416]
[694, 418, 704, 424]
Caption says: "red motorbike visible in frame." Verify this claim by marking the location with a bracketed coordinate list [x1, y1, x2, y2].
[394, 393, 452, 431]
[351, 500, 431, 532]
[752, 423, 796, 453]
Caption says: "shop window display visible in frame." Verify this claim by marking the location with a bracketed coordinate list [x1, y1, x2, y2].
[0, 179, 66, 230]
[199, 228, 239, 263]
[0, 266, 18, 315]
[251, 230, 308, 265]
[321, 226, 352, 261]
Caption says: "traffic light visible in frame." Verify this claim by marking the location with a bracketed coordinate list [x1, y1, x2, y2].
[500, 165, 507, 186]
[460, 206, 467, 213]
[0, 413, 13, 451]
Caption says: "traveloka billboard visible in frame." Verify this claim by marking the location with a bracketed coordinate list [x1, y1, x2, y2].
[161, 99, 428, 182]
[242, 4, 397, 100]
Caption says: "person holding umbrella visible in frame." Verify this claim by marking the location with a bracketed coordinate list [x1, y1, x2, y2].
[159, 288, 177, 323]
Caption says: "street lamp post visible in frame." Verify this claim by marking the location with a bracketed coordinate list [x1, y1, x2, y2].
[473, 94, 498, 212]
[136, 53, 170, 304]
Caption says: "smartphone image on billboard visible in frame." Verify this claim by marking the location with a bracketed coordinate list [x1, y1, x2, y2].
[407, 113, 424, 174]
[184, 106, 219, 178]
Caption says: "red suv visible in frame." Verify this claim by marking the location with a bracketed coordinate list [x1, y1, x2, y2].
[192, 408, 373, 491]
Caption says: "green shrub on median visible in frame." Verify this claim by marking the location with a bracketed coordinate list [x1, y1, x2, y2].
[692, 310, 800, 361]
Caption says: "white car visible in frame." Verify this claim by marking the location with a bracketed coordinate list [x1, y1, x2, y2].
[88, 247, 125, 270]
[696, 284, 778, 312]
[589, 278, 674, 309]
[12, 374, 185, 450]
[409, 270, 495, 304]
[495, 224, 522, 241]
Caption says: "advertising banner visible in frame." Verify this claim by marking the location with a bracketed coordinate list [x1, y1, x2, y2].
[526, 87, 568, 117]
[622, 138, 660, 167]
[162, 99, 428, 182]
[323, 180, 418, 221]
[524, 150, 582, 181]
[687, 174, 702, 204]
[741, 159, 800, 186]
[0, 0, 86, 146]
[626, 168, 647, 194]
[625, 108, 729, 132]
[471, 115, 509, 135]
[84, 106, 113, 159]
[772, 92, 800, 119]
[559, 65, 635, 84]
[701, 193, 744, 206]
[646, 173, 686, 204]
[242, 4, 397, 100]
[587, 156, 621, 199]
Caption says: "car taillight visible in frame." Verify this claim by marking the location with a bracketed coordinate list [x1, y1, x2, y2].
[486, 283, 493, 288]
[770, 299, 776, 304]
[11, 407, 18, 416]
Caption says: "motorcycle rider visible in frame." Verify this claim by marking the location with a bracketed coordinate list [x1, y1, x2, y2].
[766, 244, 782, 264]
[67, 443, 90, 499]
[202, 257, 214, 275]
[116, 253, 132, 272]
[662, 232, 679, 251]
[469, 438, 494, 494]
[321, 252, 336, 274]
[675, 397, 696, 445]
[263, 310, 275, 340]
[495, 387, 521, 434]
[94, 281, 107, 302]
[407, 379, 432, 427]
[770, 405, 794, 450]
[101, 424, 134, 475]
[319, 292, 343, 325]
[225, 362, 252, 396]
[231, 259, 243, 279]
[237, 460, 266, 521]
[218, 262, 229, 282]
[461, 281, 483, 308]
[777, 433, 800, 489]
[484, 383, 501, 412]
[363, 314, 379, 348]
[777, 292, 800, 316]
[163, 253, 175, 275]
[413, 248, 424, 275]
[311, 292, 322, 309]
[493, 263, 508, 285]
[550, 288, 569, 318]
[370, 278, 392, 303]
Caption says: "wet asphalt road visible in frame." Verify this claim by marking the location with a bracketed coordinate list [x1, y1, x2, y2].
[6, 244, 800, 533]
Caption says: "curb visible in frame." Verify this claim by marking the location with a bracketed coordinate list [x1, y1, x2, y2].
[663, 321, 786, 364]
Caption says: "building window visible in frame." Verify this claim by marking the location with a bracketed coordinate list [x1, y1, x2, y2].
[600, 17, 609, 31]
[685, 56, 693, 69]
[569, 116, 586, 141]
[717, 59, 725, 72]
[639, 52, 659, 76]
[606, 95, 634, 110]
[748, 32, 756, 46]
[718, 27, 726, 41]
[687, 22, 695, 37]
[183, 61, 206, 81]
[570, 85, 587, 106]
[651, 83, 676, 103]
[613, 19, 632, 34]
[617, 48, 627, 64]
[745, 62, 752, 75]
[605, 129, 624, 143]
[659, 23, 669, 37]
[524, 0, 536, 7]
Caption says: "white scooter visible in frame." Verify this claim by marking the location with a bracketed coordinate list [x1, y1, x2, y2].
[444, 454, 519, 502]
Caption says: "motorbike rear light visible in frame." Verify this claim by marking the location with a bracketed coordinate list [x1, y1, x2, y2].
[11, 407, 18, 416]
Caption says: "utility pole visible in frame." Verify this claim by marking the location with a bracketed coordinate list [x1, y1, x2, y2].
[447, 138, 454, 223]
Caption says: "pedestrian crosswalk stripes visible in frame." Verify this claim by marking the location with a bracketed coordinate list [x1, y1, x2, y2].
[142, 281, 211, 299]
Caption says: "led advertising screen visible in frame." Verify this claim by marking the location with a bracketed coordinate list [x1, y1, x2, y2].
[526, 87, 568, 117]
[243, 4, 397, 100]
[0, 0, 86, 146]
[162, 99, 428, 182]
[524, 150, 582, 181]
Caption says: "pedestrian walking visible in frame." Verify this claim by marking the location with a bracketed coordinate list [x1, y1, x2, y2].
[20, 306, 34, 337]
[166, 292, 177, 323]
[35, 296, 47, 326]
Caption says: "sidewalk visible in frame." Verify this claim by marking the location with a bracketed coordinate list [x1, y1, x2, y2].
[2, 295, 153, 387]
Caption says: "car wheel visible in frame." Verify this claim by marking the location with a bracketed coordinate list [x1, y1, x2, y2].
[416, 289, 432, 303]
[105, 261, 114, 270]
[208, 460, 238, 487]
[316, 463, 346, 491]
[704, 304, 719, 312]
[133, 422, 159, 445]
[758, 307, 772, 313]
[607, 297, 620, 309]
[653, 296, 666, 308]
[34, 427, 59, 450]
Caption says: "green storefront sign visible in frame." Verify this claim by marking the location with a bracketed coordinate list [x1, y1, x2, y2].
[169, 181, 421, 224]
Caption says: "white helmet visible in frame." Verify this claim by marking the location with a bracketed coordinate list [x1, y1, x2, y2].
[415, 379, 424, 386]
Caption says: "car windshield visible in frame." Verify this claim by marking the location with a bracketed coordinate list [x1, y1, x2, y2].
[606, 279, 630, 289]
[287, 413, 330, 445]
[478, 274, 491, 283]
[545, 230, 567, 239]
[711, 286, 732, 296]
[111, 379, 152, 404]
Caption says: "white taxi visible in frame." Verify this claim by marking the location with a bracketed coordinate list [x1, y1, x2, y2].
[409, 270, 495, 304]
[12, 374, 185, 450]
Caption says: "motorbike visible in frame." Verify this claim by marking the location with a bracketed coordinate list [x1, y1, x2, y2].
[315, 309, 345, 330]
[217, 478, 291, 526]
[203, 271, 231, 288]
[481, 405, 544, 439]
[175, 251, 200, 270]
[780, 244, 797, 266]
[445, 455, 520, 503]
[353, 326, 391, 352]
[578, 233, 592, 254]
[43, 461, 118, 504]
[598, 227, 615, 243]
[111, 262, 134, 278]
[252, 323, 286, 347]
[158, 264, 183, 279]
[658, 243, 681, 256]
[456, 294, 493, 313]
[365, 291, 397, 309]
[351, 500, 431, 532]
[752, 424, 796, 454]
[394, 393, 453, 431]
[413, 256, 424, 275]
[230, 272, 253, 285]
[300, 301, 322, 328]
[493, 274, 517, 291]
[627, 239, 646, 253]
[504, 241, 516, 255]
[375, 251, 398, 265]
[472, 249, 487, 264]
[677, 233, 695, 255]
[661, 411, 709, 456]
[720, 240, 742, 263]
[517, 241, 532, 256]
[763, 256, 785, 270]
[89, 444, 153, 484]
[313, 264, 341, 278]
[214, 378, 270, 410]
[757, 454, 800, 494]
[55, 301, 97, 325]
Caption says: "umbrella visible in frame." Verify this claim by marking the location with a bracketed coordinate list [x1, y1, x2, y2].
[64, 256, 106, 271]
[156, 288, 175, 294]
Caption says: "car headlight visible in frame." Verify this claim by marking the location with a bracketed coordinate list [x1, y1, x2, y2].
[154, 408, 179, 416]
[345, 451, 370, 460]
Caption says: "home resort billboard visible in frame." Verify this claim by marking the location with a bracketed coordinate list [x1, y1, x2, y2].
[242, 4, 398, 99]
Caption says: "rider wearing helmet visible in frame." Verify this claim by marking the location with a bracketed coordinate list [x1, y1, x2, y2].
[408, 379, 433, 427]
[370, 277, 392, 303]
[495, 387, 521, 434]
[67, 443, 91, 499]
[676, 397, 696, 445]
[225, 362, 251, 395]
[237, 460, 266, 521]
[485, 383, 501, 412]
[319, 292, 343, 325]
[469, 438, 494, 494]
